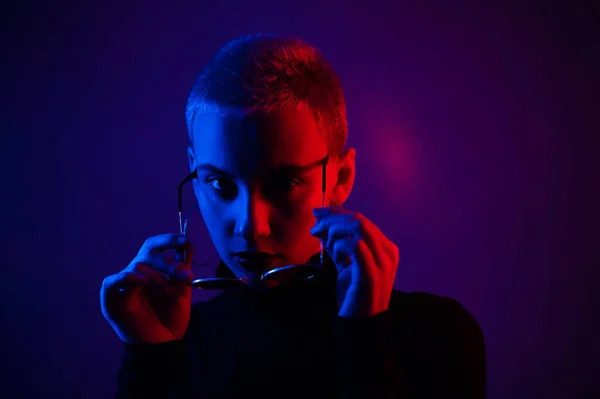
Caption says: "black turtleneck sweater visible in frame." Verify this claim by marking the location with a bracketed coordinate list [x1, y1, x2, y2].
[115, 254, 485, 398]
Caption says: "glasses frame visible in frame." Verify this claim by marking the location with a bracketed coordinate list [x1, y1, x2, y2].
[177, 154, 330, 290]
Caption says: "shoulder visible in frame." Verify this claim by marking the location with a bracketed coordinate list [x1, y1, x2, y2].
[388, 291, 486, 395]
[388, 290, 485, 342]
[389, 290, 477, 319]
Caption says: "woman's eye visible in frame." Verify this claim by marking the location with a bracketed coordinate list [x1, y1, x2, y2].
[205, 177, 236, 196]
[270, 177, 301, 193]
[282, 178, 301, 190]
[208, 178, 224, 191]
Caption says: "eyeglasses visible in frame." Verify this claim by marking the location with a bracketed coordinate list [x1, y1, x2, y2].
[177, 155, 330, 290]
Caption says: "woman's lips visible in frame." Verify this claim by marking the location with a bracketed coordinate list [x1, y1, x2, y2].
[234, 255, 280, 275]
[237, 257, 276, 273]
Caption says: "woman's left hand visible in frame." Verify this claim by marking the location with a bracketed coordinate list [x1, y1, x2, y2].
[310, 207, 400, 318]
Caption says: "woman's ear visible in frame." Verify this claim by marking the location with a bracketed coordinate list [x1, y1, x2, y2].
[330, 148, 356, 207]
[187, 146, 201, 197]
[187, 146, 196, 172]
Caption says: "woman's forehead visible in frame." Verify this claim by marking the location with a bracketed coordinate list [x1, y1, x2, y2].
[191, 107, 329, 173]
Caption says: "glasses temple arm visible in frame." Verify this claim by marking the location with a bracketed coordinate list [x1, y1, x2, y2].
[178, 169, 198, 235]
[320, 156, 328, 264]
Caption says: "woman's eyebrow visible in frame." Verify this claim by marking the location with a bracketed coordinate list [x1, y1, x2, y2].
[269, 154, 329, 174]
[196, 163, 236, 178]
[196, 154, 328, 177]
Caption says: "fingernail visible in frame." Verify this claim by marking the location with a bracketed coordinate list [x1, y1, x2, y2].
[310, 226, 325, 237]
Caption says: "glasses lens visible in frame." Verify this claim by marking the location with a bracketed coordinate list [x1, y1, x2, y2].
[261, 264, 321, 283]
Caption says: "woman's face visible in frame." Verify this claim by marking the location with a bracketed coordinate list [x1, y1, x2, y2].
[188, 106, 354, 284]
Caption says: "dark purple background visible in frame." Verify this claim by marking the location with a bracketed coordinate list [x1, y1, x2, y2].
[1, 1, 598, 398]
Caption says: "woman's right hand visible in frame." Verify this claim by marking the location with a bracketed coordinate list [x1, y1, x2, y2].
[100, 234, 195, 344]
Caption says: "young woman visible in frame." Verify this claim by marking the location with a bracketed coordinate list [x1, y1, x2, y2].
[100, 34, 485, 398]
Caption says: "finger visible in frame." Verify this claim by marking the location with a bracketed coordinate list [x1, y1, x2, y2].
[352, 239, 377, 274]
[320, 208, 395, 258]
[313, 209, 396, 269]
[312, 212, 386, 269]
[312, 205, 347, 218]
[310, 213, 354, 236]
[354, 213, 398, 262]
[323, 221, 360, 250]
[128, 256, 191, 281]
[128, 261, 170, 282]
[129, 262, 191, 299]
[138, 233, 188, 255]
[330, 238, 377, 282]
[167, 240, 194, 264]
[169, 262, 194, 282]
[331, 237, 355, 267]
[350, 213, 391, 270]
[174, 241, 194, 267]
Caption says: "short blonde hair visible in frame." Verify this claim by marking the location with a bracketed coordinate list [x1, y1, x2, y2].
[185, 34, 348, 155]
